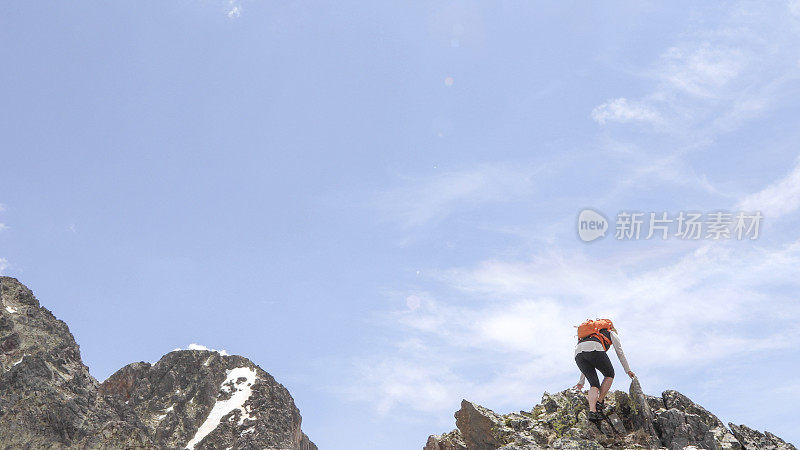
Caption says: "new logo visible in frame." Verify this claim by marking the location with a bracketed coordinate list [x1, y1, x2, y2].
[577, 209, 608, 242]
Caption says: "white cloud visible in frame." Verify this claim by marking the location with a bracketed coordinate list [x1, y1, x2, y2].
[352, 355, 468, 415]
[592, 3, 800, 138]
[375, 163, 536, 227]
[593, 41, 750, 132]
[353, 240, 800, 415]
[659, 44, 745, 99]
[737, 157, 800, 218]
[346, 0, 800, 422]
[174, 343, 230, 356]
[226, 1, 241, 19]
[591, 98, 662, 125]
[588, 1, 800, 207]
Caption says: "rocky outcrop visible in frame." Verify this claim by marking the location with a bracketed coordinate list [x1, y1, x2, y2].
[728, 424, 796, 450]
[425, 383, 795, 450]
[98, 351, 316, 449]
[0, 276, 315, 449]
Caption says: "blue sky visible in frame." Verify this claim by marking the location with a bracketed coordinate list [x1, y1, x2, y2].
[2, 1, 800, 448]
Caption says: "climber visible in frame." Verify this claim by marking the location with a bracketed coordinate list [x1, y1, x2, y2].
[572, 319, 635, 422]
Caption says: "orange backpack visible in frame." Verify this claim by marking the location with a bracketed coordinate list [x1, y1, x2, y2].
[577, 318, 614, 350]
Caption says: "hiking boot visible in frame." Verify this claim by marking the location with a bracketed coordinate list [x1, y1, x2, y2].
[596, 400, 605, 412]
[588, 410, 604, 422]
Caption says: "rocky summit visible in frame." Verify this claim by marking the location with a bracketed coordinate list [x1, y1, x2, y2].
[0, 276, 315, 449]
[425, 379, 796, 450]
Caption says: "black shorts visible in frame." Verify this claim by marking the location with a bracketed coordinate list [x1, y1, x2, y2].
[575, 350, 615, 388]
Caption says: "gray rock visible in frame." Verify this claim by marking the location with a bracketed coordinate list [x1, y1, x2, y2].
[661, 390, 740, 449]
[0, 276, 315, 449]
[729, 423, 797, 450]
[653, 408, 714, 449]
[424, 383, 795, 450]
[629, 377, 660, 446]
[425, 429, 468, 450]
[454, 399, 506, 449]
[606, 413, 626, 435]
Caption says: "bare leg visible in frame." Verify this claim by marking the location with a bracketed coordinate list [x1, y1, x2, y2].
[587, 386, 599, 412]
[598, 377, 614, 403]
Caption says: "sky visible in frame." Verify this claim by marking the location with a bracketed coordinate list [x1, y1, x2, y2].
[2, 1, 800, 448]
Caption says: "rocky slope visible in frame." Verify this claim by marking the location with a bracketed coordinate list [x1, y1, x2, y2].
[425, 379, 796, 450]
[0, 276, 315, 449]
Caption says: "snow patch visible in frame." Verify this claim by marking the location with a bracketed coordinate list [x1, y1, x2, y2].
[185, 367, 258, 449]
[4, 306, 16, 313]
[156, 404, 175, 421]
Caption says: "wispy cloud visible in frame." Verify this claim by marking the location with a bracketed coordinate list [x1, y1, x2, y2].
[375, 163, 536, 228]
[737, 156, 800, 218]
[357, 153, 800, 411]
[659, 43, 745, 99]
[593, 3, 800, 137]
[586, 1, 800, 206]
[352, 239, 800, 415]
[591, 98, 662, 125]
[351, 352, 467, 416]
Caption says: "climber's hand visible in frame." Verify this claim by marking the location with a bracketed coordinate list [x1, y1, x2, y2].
[574, 383, 584, 390]
[627, 371, 636, 379]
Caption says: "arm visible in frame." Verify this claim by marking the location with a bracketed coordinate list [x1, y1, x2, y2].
[610, 331, 635, 377]
[576, 373, 585, 388]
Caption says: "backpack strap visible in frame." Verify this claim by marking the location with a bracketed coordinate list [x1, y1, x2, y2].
[597, 329, 612, 350]
[578, 332, 612, 351]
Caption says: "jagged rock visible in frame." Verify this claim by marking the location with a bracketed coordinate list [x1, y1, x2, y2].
[660, 390, 741, 449]
[653, 408, 716, 449]
[606, 413, 625, 435]
[100, 351, 316, 449]
[456, 400, 506, 449]
[0, 276, 315, 449]
[728, 423, 797, 450]
[0, 277, 138, 448]
[426, 429, 468, 450]
[628, 377, 659, 446]
[425, 384, 795, 450]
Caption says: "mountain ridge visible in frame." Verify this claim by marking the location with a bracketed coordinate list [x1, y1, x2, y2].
[0, 276, 315, 449]
[424, 378, 795, 450]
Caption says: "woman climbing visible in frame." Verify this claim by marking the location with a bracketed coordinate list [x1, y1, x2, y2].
[572, 319, 635, 422]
